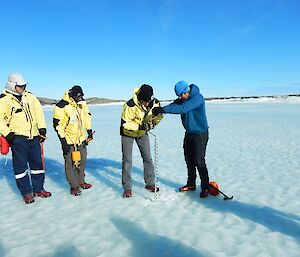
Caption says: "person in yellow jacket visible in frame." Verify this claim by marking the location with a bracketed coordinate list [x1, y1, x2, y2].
[120, 84, 163, 198]
[0, 73, 51, 204]
[53, 85, 93, 196]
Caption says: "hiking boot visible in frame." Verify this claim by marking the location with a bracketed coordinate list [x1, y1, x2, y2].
[23, 193, 35, 204]
[123, 190, 132, 198]
[145, 185, 159, 192]
[79, 182, 92, 189]
[33, 190, 52, 198]
[179, 185, 196, 192]
[70, 188, 82, 196]
[200, 189, 209, 198]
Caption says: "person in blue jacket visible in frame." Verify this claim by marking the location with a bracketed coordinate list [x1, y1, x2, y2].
[152, 81, 210, 198]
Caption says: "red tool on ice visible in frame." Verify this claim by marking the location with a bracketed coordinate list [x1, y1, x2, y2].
[209, 181, 233, 200]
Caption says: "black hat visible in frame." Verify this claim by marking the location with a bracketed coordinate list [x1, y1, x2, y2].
[70, 85, 84, 98]
[137, 84, 154, 102]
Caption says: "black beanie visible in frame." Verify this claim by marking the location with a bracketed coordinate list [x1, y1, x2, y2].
[70, 85, 84, 97]
[137, 84, 153, 101]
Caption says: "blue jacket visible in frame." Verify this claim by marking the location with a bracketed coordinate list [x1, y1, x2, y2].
[163, 84, 208, 134]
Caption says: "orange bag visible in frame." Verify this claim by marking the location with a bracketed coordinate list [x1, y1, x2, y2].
[0, 135, 10, 155]
[209, 181, 220, 196]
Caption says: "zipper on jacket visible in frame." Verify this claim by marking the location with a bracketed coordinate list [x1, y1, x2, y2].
[25, 102, 34, 139]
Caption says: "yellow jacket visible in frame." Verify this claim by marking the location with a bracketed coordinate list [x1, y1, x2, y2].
[0, 90, 46, 138]
[53, 92, 92, 145]
[120, 88, 163, 138]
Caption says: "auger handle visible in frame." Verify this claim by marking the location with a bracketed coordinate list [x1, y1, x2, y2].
[209, 184, 233, 200]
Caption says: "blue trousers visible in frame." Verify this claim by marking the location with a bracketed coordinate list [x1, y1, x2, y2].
[11, 136, 45, 196]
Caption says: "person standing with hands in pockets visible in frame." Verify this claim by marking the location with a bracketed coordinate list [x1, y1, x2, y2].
[153, 81, 210, 198]
[53, 85, 93, 196]
[0, 73, 51, 204]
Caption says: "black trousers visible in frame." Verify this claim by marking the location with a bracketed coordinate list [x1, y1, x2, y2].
[183, 131, 209, 190]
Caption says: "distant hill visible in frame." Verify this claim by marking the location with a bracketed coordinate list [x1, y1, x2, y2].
[37, 97, 124, 106]
[38, 94, 300, 106]
[37, 97, 58, 105]
[86, 97, 124, 105]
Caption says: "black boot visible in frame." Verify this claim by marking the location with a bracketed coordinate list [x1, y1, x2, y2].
[200, 189, 209, 198]
[199, 166, 209, 198]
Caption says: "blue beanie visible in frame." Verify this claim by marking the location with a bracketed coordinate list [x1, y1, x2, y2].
[174, 81, 190, 96]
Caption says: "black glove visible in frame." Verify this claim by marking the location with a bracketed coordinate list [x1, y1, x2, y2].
[87, 129, 93, 142]
[60, 137, 70, 155]
[139, 124, 146, 131]
[5, 132, 14, 145]
[174, 98, 184, 104]
[139, 121, 155, 131]
[152, 107, 165, 116]
[39, 128, 47, 143]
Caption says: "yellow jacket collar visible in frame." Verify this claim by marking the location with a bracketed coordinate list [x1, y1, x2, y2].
[62, 91, 77, 106]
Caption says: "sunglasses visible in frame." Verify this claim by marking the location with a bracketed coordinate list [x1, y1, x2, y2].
[16, 84, 26, 88]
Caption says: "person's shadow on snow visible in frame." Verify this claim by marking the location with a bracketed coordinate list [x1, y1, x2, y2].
[44, 157, 69, 189]
[0, 157, 69, 195]
[86, 158, 154, 194]
[43, 244, 82, 257]
[111, 216, 211, 257]
[0, 158, 20, 195]
[0, 240, 6, 257]
[85, 158, 123, 193]
[187, 193, 300, 242]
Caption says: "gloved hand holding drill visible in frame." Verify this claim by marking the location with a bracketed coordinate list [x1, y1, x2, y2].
[139, 120, 156, 131]
[152, 107, 165, 116]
